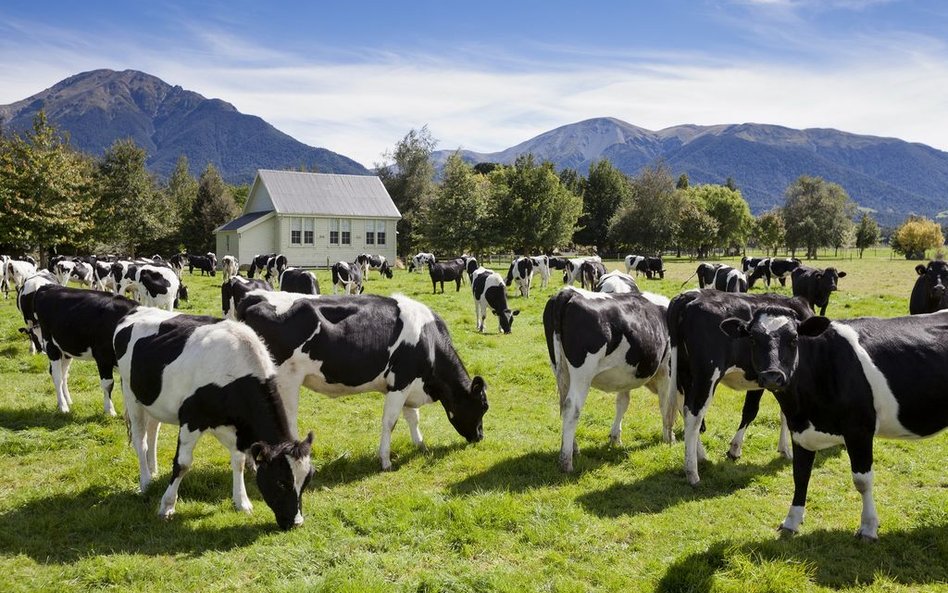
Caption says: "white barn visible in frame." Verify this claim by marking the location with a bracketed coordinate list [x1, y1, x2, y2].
[214, 170, 401, 268]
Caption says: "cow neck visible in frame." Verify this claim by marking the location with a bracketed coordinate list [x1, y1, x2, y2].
[782, 331, 832, 419]
[241, 379, 293, 445]
[431, 345, 472, 406]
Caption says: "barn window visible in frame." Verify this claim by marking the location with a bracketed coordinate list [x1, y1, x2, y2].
[303, 218, 314, 244]
[365, 220, 375, 245]
[329, 218, 339, 245]
[376, 220, 386, 245]
[290, 217, 302, 245]
[341, 219, 351, 245]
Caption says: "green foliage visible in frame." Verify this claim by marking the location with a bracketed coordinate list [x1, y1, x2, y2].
[573, 160, 630, 252]
[686, 184, 753, 253]
[676, 173, 689, 190]
[421, 154, 490, 255]
[609, 163, 679, 254]
[855, 213, 881, 258]
[891, 216, 944, 260]
[754, 210, 786, 257]
[181, 164, 238, 253]
[676, 195, 718, 258]
[376, 127, 438, 255]
[783, 176, 856, 259]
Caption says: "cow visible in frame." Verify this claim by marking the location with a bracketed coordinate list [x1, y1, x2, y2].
[625, 255, 665, 279]
[747, 257, 802, 289]
[69, 260, 95, 287]
[505, 256, 535, 297]
[791, 265, 847, 316]
[530, 255, 551, 288]
[544, 287, 674, 472]
[6, 259, 37, 293]
[221, 255, 239, 281]
[236, 292, 489, 470]
[280, 268, 320, 295]
[718, 308, 948, 540]
[472, 267, 519, 333]
[464, 256, 479, 282]
[53, 259, 76, 285]
[25, 285, 138, 414]
[0, 255, 8, 298]
[741, 256, 767, 275]
[701, 263, 748, 292]
[265, 254, 288, 283]
[357, 253, 394, 279]
[428, 259, 464, 294]
[221, 275, 273, 319]
[549, 256, 570, 271]
[168, 253, 189, 278]
[247, 254, 275, 279]
[120, 264, 187, 311]
[188, 252, 217, 276]
[16, 270, 58, 354]
[667, 290, 813, 485]
[91, 260, 115, 292]
[408, 252, 436, 272]
[330, 261, 364, 295]
[596, 270, 639, 294]
[109, 261, 133, 296]
[113, 308, 314, 529]
[562, 256, 601, 285]
[579, 260, 606, 290]
[909, 260, 948, 314]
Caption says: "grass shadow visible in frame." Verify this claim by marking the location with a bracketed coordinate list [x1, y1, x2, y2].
[657, 525, 948, 591]
[0, 405, 106, 431]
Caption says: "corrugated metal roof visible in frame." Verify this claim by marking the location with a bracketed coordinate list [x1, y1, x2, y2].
[215, 210, 271, 232]
[258, 170, 401, 218]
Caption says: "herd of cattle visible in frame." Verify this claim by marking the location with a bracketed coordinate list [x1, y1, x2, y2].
[1, 249, 946, 540]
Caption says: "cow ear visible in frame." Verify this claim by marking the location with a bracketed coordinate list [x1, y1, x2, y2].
[798, 316, 832, 337]
[511, 309, 520, 316]
[296, 431, 314, 457]
[251, 442, 271, 464]
[719, 317, 749, 338]
[916, 265, 926, 276]
[471, 376, 488, 409]
[837, 271, 847, 278]
[490, 309, 498, 316]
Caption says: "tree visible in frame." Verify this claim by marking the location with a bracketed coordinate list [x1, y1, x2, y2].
[676, 173, 690, 190]
[376, 126, 437, 255]
[676, 195, 718, 258]
[610, 163, 680, 254]
[558, 167, 584, 197]
[573, 160, 630, 253]
[725, 176, 738, 191]
[685, 184, 753, 254]
[891, 216, 944, 260]
[754, 210, 786, 257]
[782, 176, 856, 259]
[854, 213, 881, 258]
[421, 153, 490, 255]
[182, 164, 238, 253]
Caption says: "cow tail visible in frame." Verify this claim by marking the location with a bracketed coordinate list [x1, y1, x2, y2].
[666, 291, 698, 425]
[542, 291, 572, 411]
[679, 269, 699, 290]
[331, 265, 340, 287]
[123, 409, 132, 445]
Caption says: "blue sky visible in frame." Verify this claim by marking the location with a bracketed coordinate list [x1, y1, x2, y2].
[2, 0, 947, 166]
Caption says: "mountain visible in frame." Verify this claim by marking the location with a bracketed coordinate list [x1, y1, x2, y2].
[433, 117, 948, 224]
[0, 69, 369, 183]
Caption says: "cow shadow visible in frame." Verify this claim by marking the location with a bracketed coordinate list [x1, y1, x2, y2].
[657, 524, 948, 591]
[311, 441, 468, 488]
[0, 405, 105, 431]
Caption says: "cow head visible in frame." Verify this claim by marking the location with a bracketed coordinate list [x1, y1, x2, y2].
[445, 376, 489, 443]
[916, 261, 948, 310]
[251, 431, 314, 530]
[817, 268, 847, 294]
[720, 307, 832, 392]
[381, 262, 393, 279]
[492, 307, 520, 334]
[177, 283, 189, 303]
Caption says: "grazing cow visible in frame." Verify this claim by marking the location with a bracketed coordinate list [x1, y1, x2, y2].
[596, 270, 639, 294]
[719, 308, 948, 540]
[667, 290, 813, 484]
[114, 308, 314, 529]
[408, 252, 436, 272]
[505, 256, 535, 297]
[91, 260, 115, 292]
[265, 254, 288, 283]
[544, 287, 673, 472]
[6, 259, 37, 293]
[188, 252, 217, 276]
[221, 275, 273, 318]
[472, 267, 519, 333]
[747, 258, 802, 289]
[357, 253, 394, 279]
[221, 255, 239, 281]
[562, 256, 601, 285]
[428, 259, 464, 294]
[331, 261, 364, 295]
[579, 260, 606, 290]
[120, 264, 187, 311]
[69, 260, 95, 287]
[16, 270, 58, 354]
[531, 255, 551, 288]
[247, 254, 275, 279]
[26, 285, 138, 414]
[53, 260, 76, 285]
[236, 292, 489, 470]
[791, 265, 847, 316]
[109, 261, 133, 295]
[168, 253, 189, 278]
[280, 268, 320, 295]
[625, 255, 665, 279]
[909, 260, 948, 314]
[549, 256, 569, 271]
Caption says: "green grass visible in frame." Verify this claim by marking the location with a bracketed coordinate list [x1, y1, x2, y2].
[0, 254, 945, 592]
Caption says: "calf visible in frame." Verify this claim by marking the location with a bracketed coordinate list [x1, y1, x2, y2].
[719, 308, 948, 540]
[791, 265, 847, 316]
[747, 257, 801, 289]
[710, 264, 748, 292]
[909, 260, 948, 314]
[428, 259, 463, 294]
[280, 267, 320, 295]
[544, 287, 673, 472]
[331, 261, 364, 294]
[472, 267, 519, 333]
[357, 253, 394, 279]
[505, 256, 535, 297]
[16, 270, 58, 354]
[667, 290, 812, 484]
[120, 264, 187, 311]
[221, 255, 239, 281]
[26, 285, 138, 414]
[248, 253, 276, 279]
[221, 275, 273, 318]
[579, 260, 606, 290]
[236, 292, 489, 470]
[408, 252, 436, 272]
[531, 255, 551, 288]
[114, 308, 314, 529]
[168, 253, 189, 278]
[188, 252, 217, 276]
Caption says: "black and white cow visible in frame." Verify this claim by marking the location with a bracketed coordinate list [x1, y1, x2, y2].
[741, 256, 767, 276]
[53, 259, 76, 285]
[699, 263, 748, 293]
[596, 270, 639, 294]
[791, 265, 847, 316]
[113, 308, 314, 529]
[221, 275, 273, 318]
[667, 290, 813, 484]
[25, 285, 138, 414]
[109, 261, 133, 295]
[544, 287, 674, 472]
[331, 261, 364, 294]
[562, 256, 601, 285]
[530, 255, 551, 288]
[747, 258, 802, 289]
[0, 255, 9, 298]
[168, 253, 189, 278]
[236, 292, 489, 470]
[280, 268, 320, 295]
[91, 260, 115, 292]
[505, 256, 535, 297]
[428, 259, 464, 294]
[408, 252, 436, 273]
[719, 308, 948, 540]
[265, 254, 288, 283]
[579, 260, 606, 290]
[464, 256, 479, 282]
[247, 254, 276, 279]
[16, 270, 58, 354]
[6, 259, 37, 293]
[69, 260, 95, 287]
[549, 256, 569, 271]
[221, 255, 239, 281]
[188, 252, 217, 276]
[909, 260, 948, 314]
[120, 264, 187, 311]
[357, 253, 394, 279]
[472, 267, 519, 333]
[625, 255, 665, 279]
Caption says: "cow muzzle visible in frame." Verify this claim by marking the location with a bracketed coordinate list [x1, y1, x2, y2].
[759, 370, 787, 391]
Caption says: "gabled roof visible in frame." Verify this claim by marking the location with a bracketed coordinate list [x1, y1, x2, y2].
[256, 170, 401, 218]
[214, 210, 272, 232]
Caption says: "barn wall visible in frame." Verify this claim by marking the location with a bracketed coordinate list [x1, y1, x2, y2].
[245, 180, 274, 213]
[216, 231, 238, 261]
[276, 215, 399, 268]
[237, 218, 278, 266]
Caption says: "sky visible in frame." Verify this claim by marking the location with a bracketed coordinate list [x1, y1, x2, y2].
[2, 0, 947, 167]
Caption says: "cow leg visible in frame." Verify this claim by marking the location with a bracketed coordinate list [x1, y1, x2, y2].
[60, 357, 74, 406]
[216, 427, 253, 513]
[559, 375, 591, 473]
[97, 359, 117, 416]
[779, 277, 787, 287]
[779, 442, 815, 534]
[455, 278, 461, 292]
[48, 352, 70, 413]
[158, 426, 201, 519]
[728, 389, 764, 461]
[609, 390, 630, 446]
[777, 412, 793, 460]
[819, 304, 828, 316]
[145, 416, 161, 477]
[275, 372, 303, 439]
[379, 390, 408, 471]
[684, 372, 717, 485]
[845, 434, 879, 541]
[123, 395, 153, 492]
[402, 406, 426, 452]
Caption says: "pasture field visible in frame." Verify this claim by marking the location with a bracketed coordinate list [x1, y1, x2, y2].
[0, 254, 945, 593]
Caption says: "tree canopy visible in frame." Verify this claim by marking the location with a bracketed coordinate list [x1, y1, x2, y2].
[891, 216, 943, 260]
[783, 176, 856, 259]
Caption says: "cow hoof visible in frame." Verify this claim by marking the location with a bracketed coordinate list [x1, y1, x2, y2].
[236, 501, 253, 514]
[158, 508, 175, 521]
[780, 449, 794, 461]
[380, 462, 393, 472]
[855, 530, 879, 542]
[685, 471, 700, 486]
[777, 525, 798, 538]
[608, 434, 621, 447]
[559, 454, 574, 473]
[726, 449, 741, 461]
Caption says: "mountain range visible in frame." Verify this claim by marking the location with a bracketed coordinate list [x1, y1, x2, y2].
[0, 69, 369, 183]
[433, 117, 948, 225]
